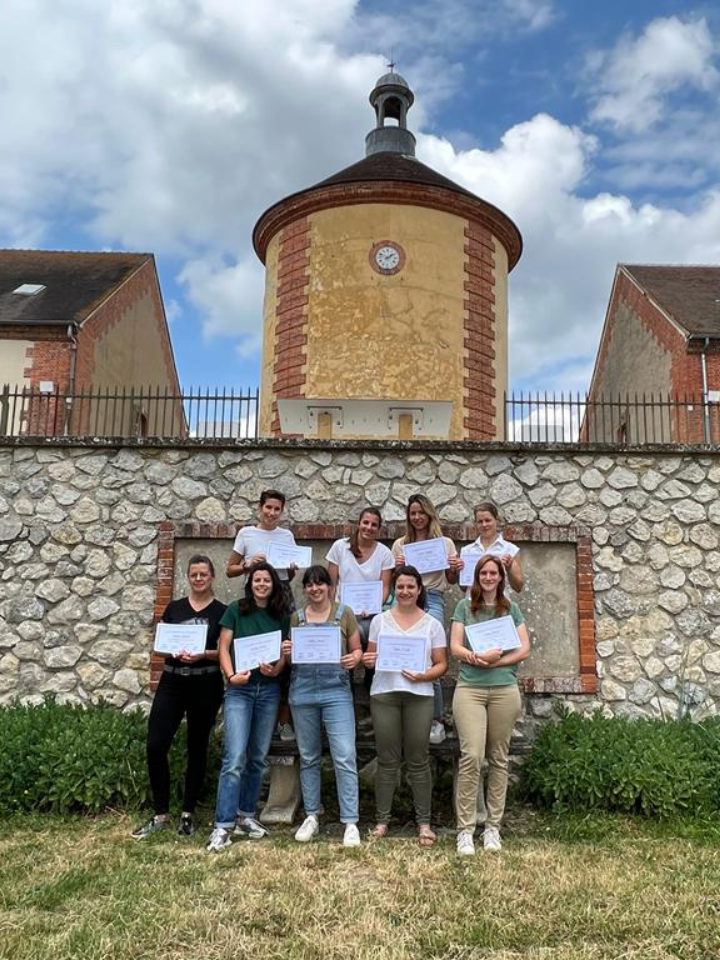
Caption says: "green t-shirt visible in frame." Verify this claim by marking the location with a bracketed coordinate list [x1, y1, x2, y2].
[452, 597, 525, 687]
[220, 602, 289, 685]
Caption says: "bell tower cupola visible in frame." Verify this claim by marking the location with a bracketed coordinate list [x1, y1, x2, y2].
[365, 69, 416, 157]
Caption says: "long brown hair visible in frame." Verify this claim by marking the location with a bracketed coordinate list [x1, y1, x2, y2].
[405, 494, 444, 542]
[349, 507, 382, 559]
[470, 555, 510, 617]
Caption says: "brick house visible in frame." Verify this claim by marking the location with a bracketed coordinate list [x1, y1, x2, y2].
[0, 249, 182, 436]
[585, 264, 720, 443]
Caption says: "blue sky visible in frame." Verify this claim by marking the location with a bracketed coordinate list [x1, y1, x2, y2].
[2, 1, 720, 395]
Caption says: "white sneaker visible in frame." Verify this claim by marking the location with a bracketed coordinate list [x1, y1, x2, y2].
[206, 827, 232, 852]
[294, 815, 319, 843]
[429, 720, 446, 745]
[235, 816, 269, 839]
[456, 829, 475, 856]
[342, 823, 361, 848]
[483, 826, 502, 852]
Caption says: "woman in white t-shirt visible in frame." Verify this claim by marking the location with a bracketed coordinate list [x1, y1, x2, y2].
[326, 506, 395, 651]
[362, 565, 448, 845]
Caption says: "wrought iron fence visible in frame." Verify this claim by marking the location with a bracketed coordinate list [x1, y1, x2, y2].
[505, 391, 720, 445]
[2, 384, 718, 445]
[0, 385, 260, 440]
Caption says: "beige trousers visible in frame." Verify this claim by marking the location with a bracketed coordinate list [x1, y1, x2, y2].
[453, 682, 521, 831]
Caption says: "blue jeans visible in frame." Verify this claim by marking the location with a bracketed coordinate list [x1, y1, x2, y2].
[289, 666, 359, 823]
[425, 589, 446, 720]
[214, 681, 281, 829]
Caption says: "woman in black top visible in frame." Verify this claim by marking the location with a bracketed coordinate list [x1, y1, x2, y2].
[132, 555, 226, 838]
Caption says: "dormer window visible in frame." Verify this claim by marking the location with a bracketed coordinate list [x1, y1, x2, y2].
[13, 283, 46, 295]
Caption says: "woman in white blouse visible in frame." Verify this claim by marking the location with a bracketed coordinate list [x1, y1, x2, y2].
[326, 507, 395, 671]
[362, 565, 448, 845]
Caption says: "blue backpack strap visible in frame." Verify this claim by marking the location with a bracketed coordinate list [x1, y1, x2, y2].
[295, 607, 306, 626]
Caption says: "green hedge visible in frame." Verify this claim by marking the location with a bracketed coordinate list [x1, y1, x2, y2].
[0, 697, 221, 815]
[521, 711, 720, 818]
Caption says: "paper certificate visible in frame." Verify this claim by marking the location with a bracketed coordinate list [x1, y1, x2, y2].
[459, 548, 484, 587]
[154, 622, 207, 656]
[266, 542, 313, 569]
[340, 581, 383, 616]
[464, 616, 521, 654]
[376, 631, 428, 674]
[484, 538, 520, 560]
[233, 630, 282, 673]
[291, 625, 342, 664]
[402, 538, 449, 575]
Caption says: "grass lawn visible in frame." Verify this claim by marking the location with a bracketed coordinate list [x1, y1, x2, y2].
[1, 808, 719, 960]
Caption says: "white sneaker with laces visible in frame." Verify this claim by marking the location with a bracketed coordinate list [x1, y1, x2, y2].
[295, 815, 319, 843]
[429, 720, 446, 745]
[342, 823, 361, 848]
[456, 829, 476, 856]
[206, 827, 232, 852]
[483, 826, 502, 852]
[235, 816, 269, 839]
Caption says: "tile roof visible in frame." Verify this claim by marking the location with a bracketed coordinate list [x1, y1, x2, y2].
[622, 264, 720, 337]
[312, 151, 480, 199]
[0, 249, 151, 326]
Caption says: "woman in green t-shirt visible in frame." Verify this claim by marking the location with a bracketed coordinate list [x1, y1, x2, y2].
[450, 555, 530, 857]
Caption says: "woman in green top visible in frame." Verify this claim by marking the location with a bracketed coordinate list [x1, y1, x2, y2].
[450, 554, 530, 857]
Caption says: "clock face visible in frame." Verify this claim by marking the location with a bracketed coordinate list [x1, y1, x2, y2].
[369, 241, 405, 275]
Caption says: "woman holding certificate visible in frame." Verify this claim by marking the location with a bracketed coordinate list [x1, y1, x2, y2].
[362, 565, 448, 846]
[460, 501, 524, 594]
[206, 562, 289, 853]
[451, 555, 530, 856]
[281, 565, 363, 847]
[132, 555, 226, 839]
[391, 494, 460, 743]
[326, 507, 395, 684]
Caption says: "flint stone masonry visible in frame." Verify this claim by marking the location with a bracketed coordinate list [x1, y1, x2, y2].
[0, 440, 719, 736]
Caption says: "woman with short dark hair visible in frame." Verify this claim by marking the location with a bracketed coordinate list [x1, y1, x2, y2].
[132, 555, 225, 839]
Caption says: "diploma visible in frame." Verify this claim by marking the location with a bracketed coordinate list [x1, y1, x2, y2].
[291, 625, 342, 664]
[459, 548, 483, 587]
[402, 537, 449, 575]
[340, 580, 383, 616]
[376, 631, 428, 673]
[266, 542, 313, 569]
[484, 538, 520, 559]
[154, 622, 207, 656]
[233, 630, 282, 673]
[464, 616, 521, 653]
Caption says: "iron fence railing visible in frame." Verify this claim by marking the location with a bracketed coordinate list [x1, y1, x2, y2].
[2, 384, 718, 445]
[0, 385, 259, 440]
[504, 391, 720, 445]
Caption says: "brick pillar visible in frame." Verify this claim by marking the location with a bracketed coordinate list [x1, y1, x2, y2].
[463, 222, 497, 440]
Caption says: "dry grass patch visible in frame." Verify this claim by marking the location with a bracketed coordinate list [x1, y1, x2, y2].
[0, 813, 719, 959]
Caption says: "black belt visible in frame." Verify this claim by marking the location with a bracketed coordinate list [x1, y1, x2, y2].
[164, 664, 221, 677]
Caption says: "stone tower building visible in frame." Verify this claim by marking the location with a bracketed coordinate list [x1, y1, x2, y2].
[253, 72, 522, 441]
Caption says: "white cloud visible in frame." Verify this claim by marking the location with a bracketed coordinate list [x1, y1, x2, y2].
[419, 115, 720, 390]
[178, 256, 265, 346]
[588, 16, 719, 132]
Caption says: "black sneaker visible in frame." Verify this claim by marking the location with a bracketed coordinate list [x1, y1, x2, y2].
[177, 814, 195, 837]
[131, 816, 170, 839]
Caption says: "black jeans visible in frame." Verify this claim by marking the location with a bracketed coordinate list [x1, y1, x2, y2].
[146, 670, 224, 815]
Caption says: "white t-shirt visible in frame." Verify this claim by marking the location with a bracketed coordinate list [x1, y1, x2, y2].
[368, 610, 446, 697]
[232, 525, 296, 580]
[460, 534, 519, 595]
[325, 538, 394, 583]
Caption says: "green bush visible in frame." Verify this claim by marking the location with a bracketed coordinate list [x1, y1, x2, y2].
[0, 697, 221, 815]
[521, 711, 720, 818]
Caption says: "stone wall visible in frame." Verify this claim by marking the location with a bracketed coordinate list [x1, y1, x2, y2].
[1, 440, 719, 732]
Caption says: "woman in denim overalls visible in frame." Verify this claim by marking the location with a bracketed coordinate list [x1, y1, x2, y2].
[282, 565, 363, 847]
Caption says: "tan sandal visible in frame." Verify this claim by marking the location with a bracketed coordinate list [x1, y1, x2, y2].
[418, 826, 436, 847]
